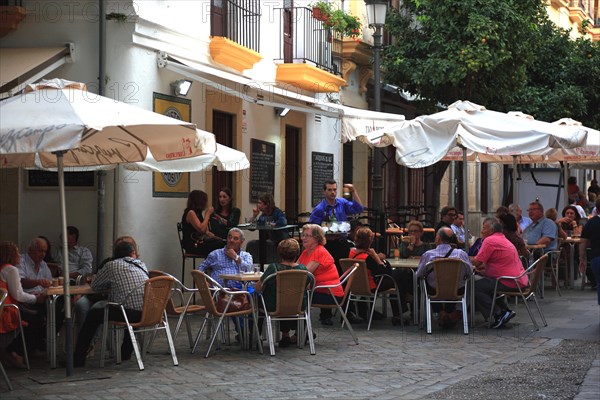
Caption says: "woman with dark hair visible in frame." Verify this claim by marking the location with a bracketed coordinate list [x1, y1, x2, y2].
[210, 187, 241, 240]
[498, 213, 529, 258]
[252, 193, 288, 241]
[0, 241, 45, 368]
[246, 193, 289, 263]
[181, 190, 224, 257]
[558, 205, 582, 238]
[255, 239, 307, 347]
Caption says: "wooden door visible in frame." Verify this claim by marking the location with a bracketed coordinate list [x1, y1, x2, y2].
[212, 110, 234, 204]
[284, 125, 300, 219]
[283, 0, 293, 63]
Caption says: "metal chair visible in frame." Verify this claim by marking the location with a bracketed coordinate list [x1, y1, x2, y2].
[310, 264, 359, 345]
[544, 250, 563, 297]
[419, 258, 471, 335]
[340, 258, 403, 330]
[148, 270, 206, 348]
[258, 270, 316, 356]
[0, 288, 30, 391]
[177, 222, 204, 287]
[489, 254, 549, 331]
[100, 276, 178, 371]
[0, 289, 12, 390]
[190, 270, 262, 357]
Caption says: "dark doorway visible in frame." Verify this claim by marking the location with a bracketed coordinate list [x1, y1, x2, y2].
[284, 125, 300, 219]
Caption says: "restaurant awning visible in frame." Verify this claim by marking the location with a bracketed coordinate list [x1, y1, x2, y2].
[0, 45, 73, 99]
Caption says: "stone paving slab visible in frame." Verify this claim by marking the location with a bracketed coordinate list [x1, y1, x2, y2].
[1, 287, 598, 399]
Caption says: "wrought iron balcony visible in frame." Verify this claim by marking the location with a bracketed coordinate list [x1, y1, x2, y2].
[275, 6, 342, 75]
[210, 0, 260, 53]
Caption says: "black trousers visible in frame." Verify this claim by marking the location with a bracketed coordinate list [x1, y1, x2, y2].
[6, 309, 44, 356]
[74, 306, 141, 366]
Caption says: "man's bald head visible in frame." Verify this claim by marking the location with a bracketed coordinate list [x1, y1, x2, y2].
[436, 227, 456, 245]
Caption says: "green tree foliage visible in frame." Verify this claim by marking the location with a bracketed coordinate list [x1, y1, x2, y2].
[384, 0, 599, 129]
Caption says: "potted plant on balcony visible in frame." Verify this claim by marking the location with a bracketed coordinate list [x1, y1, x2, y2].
[310, 2, 362, 40]
[310, 1, 333, 22]
[328, 9, 362, 40]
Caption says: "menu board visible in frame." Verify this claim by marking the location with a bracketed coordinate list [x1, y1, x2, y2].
[311, 152, 334, 206]
[250, 139, 275, 202]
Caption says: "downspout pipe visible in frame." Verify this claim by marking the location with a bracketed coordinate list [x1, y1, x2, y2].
[96, 0, 107, 264]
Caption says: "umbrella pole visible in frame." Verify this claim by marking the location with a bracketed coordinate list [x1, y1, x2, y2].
[563, 162, 569, 208]
[512, 156, 518, 205]
[56, 151, 74, 376]
[462, 147, 469, 253]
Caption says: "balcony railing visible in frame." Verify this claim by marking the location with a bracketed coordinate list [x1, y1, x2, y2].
[211, 0, 260, 53]
[275, 7, 342, 75]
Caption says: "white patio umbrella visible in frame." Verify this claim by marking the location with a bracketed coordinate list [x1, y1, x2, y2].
[125, 143, 250, 172]
[364, 100, 588, 253]
[0, 79, 200, 376]
[366, 101, 588, 168]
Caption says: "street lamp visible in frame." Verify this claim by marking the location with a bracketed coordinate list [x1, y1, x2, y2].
[365, 0, 388, 237]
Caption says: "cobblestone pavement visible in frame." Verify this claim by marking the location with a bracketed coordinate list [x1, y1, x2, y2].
[1, 287, 598, 399]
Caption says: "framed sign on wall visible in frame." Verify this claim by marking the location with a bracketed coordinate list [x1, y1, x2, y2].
[151, 93, 191, 198]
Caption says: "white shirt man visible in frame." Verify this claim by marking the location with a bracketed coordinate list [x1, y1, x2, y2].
[19, 237, 53, 294]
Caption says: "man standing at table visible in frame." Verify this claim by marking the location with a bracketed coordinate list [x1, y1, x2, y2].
[198, 228, 252, 288]
[579, 198, 600, 303]
[523, 202, 557, 253]
[73, 240, 147, 367]
[309, 180, 364, 274]
[57, 226, 93, 280]
[472, 218, 524, 329]
[309, 180, 364, 225]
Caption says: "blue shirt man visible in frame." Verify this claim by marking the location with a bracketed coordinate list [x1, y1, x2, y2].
[198, 228, 252, 288]
[523, 202, 557, 252]
[309, 180, 364, 224]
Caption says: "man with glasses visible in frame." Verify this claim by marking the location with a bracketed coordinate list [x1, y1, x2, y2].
[523, 202, 557, 252]
[434, 206, 458, 233]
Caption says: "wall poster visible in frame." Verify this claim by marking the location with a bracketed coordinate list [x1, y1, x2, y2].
[151, 93, 191, 198]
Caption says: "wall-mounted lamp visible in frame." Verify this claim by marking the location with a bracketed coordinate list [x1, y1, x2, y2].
[275, 107, 290, 117]
[171, 79, 192, 97]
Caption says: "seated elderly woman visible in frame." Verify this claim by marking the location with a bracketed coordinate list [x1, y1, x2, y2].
[297, 224, 342, 326]
[399, 220, 431, 259]
[349, 227, 410, 325]
[0, 241, 46, 369]
[255, 238, 307, 348]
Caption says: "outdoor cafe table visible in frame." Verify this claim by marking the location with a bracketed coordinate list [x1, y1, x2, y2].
[220, 272, 262, 350]
[43, 284, 107, 369]
[560, 237, 582, 289]
[388, 258, 421, 325]
[237, 224, 297, 267]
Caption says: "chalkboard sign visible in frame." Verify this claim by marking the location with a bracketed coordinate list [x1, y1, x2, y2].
[27, 170, 96, 188]
[311, 152, 334, 206]
[250, 139, 276, 202]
